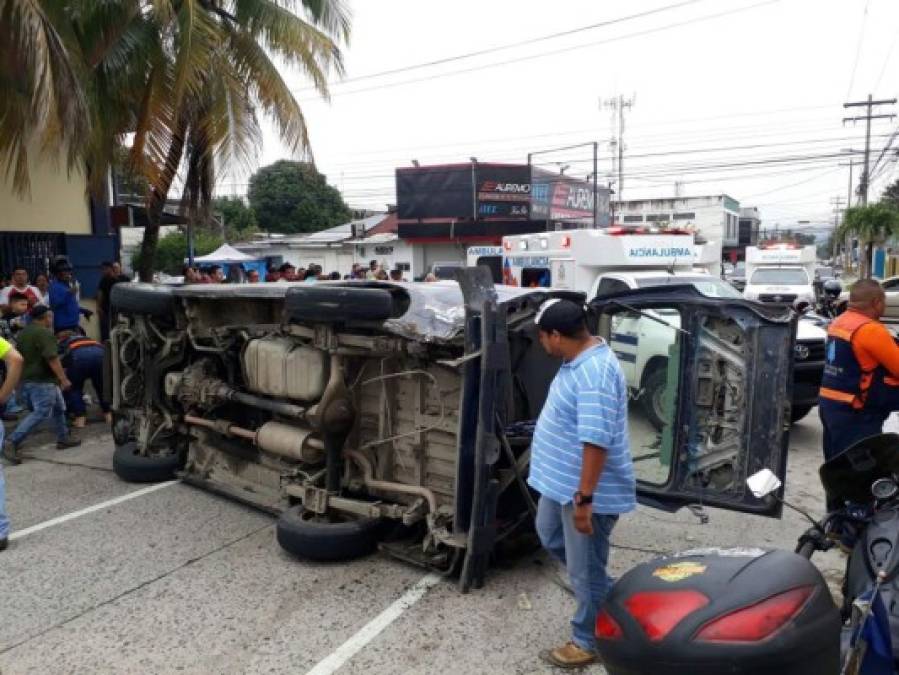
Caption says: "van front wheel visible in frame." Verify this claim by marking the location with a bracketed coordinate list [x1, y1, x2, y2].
[641, 366, 668, 432]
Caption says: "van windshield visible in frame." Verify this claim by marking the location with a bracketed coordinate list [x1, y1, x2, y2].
[750, 268, 809, 285]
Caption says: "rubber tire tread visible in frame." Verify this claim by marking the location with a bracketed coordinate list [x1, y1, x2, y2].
[111, 283, 176, 317]
[284, 286, 395, 323]
[276, 504, 384, 561]
[113, 442, 182, 483]
[640, 366, 668, 432]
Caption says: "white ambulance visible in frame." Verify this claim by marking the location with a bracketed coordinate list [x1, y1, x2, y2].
[742, 244, 817, 306]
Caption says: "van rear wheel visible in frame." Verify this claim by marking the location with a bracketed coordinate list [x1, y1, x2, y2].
[641, 367, 668, 432]
[276, 505, 384, 562]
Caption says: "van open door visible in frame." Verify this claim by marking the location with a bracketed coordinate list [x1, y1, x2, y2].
[590, 284, 795, 518]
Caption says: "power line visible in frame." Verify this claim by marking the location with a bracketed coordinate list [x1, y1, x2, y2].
[873, 24, 899, 93]
[843, 94, 897, 204]
[296, 0, 709, 92]
[846, 0, 870, 99]
[296, 0, 780, 101]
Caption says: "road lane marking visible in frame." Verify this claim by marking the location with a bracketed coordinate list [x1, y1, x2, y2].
[9, 480, 180, 541]
[304, 573, 442, 675]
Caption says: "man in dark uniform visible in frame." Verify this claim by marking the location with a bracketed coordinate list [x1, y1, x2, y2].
[819, 279, 899, 460]
[58, 331, 109, 429]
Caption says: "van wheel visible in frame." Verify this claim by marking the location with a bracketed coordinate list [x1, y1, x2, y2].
[790, 405, 813, 423]
[641, 367, 668, 431]
[113, 442, 182, 483]
[276, 505, 384, 561]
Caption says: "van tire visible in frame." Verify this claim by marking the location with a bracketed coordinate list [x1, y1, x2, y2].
[641, 366, 668, 431]
[111, 284, 176, 317]
[276, 505, 384, 561]
[285, 286, 395, 323]
[113, 442, 182, 483]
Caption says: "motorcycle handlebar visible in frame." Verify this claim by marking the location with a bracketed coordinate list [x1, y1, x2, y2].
[796, 540, 816, 558]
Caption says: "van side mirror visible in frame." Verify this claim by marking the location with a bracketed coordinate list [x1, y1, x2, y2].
[746, 468, 782, 499]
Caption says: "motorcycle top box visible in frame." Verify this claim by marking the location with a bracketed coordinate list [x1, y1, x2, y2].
[595, 549, 840, 675]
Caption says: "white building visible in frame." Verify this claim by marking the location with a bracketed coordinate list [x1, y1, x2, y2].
[235, 213, 387, 275]
[613, 194, 741, 253]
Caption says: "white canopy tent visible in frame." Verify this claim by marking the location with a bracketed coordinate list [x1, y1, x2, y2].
[188, 244, 257, 263]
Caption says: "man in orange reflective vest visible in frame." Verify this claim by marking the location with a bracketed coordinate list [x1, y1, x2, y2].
[819, 279, 899, 460]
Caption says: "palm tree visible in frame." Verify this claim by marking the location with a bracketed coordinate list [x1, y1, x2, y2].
[0, 0, 90, 194]
[836, 203, 899, 278]
[90, 0, 351, 280]
[2, 0, 350, 281]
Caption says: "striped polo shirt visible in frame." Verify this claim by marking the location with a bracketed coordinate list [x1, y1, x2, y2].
[528, 340, 636, 514]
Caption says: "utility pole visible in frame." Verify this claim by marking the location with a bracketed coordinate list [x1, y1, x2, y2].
[604, 95, 634, 222]
[830, 196, 845, 262]
[843, 95, 897, 205]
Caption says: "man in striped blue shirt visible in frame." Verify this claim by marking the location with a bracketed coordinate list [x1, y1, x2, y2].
[528, 299, 635, 669]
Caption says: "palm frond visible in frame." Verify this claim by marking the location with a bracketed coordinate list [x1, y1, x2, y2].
[0, 0, 89, 194]
[233, 0, 344, 93]
[225, 26, 311, 155]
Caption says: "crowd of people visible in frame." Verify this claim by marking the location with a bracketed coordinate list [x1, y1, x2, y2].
[0, 259, 118, 449]
[180, 259, 427, 285]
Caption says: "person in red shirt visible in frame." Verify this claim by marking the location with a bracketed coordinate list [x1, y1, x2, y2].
[819, 279, 899, 459]
[0, 267, 42, 310]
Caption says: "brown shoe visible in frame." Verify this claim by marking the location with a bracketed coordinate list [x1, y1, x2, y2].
[539, 641, 598, 669]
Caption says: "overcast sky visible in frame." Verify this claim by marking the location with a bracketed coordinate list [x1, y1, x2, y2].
[221, 0, 899, 230]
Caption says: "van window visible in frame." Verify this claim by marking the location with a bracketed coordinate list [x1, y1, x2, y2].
[521, 268, 551, 288]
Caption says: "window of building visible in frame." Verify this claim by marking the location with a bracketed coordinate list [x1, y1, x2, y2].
[646, 213, 670, 222]
[623, 215, 643, 223]
[673, 212, 695, 220]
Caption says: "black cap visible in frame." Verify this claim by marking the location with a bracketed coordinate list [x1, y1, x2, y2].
[535, 299, 587, 335]
[30, 305, 50, 320]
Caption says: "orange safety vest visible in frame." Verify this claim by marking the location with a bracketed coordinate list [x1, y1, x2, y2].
[819, 311, 897, 410]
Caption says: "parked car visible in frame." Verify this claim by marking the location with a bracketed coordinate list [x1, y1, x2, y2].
[108, 274, 795, 588]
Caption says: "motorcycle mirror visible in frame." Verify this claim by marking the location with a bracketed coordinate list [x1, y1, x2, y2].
[747, 468, 782, 498]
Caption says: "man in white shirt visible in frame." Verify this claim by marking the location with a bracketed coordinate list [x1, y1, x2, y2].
[0, 267, 42, 310]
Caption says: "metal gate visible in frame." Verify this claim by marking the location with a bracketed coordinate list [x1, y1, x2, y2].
[0, 231, 66, 277]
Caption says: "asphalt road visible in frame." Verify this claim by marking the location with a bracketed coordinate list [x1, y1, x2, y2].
[0, 411, 843, 675]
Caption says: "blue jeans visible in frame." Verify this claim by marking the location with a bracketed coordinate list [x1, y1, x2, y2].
[536, 495, 618, 651]
[64, 348, 108, 416]
[0, 422, 8, 539]
[9, 382, 69, 445]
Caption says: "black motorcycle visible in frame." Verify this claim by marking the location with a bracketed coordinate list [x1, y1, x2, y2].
[595, 433, 899, 675]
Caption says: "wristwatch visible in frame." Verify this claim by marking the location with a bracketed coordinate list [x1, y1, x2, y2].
[573, 490, 593, 506]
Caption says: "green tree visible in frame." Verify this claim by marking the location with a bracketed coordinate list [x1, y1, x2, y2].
[0, 1, 350, 280]
[131, 230, 223, 277]
[836, 203, 899, 278]
[883, 179, 899, 209]
[211, 196, 257, 237]
[248, 160, 351, 234]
